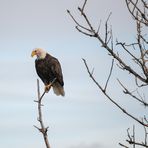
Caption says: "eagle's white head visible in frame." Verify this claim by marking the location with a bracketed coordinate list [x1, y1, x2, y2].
[31, 48, 46, 59]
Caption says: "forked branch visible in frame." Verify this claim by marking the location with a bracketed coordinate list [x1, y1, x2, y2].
[67, 1, 148, 85]
[82, 58, 148, 127]
[34, 78, 56, 148]
[125, 0, 148, 26]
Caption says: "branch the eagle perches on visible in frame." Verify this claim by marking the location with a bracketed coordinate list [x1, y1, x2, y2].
[34, 78, 56, 148]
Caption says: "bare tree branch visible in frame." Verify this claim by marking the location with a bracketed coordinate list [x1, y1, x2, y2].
[67, 9, 92, 33]
[125, 0, 148, 26]
[126, 126, 148, 147]
[117, 79, 148, 107]
[34, 78, 56, 148]
[68, 0, 148, 147]
[67, 3, 148, 85]
[82, 59, 148, 127]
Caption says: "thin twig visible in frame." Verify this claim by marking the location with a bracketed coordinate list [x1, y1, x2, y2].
[81, 0, 87, 15]
[97, 19, 102, 34]
[67, 9, 92, 33]
[133, 125, 135, 148]
[104, 59, 114, 92]
[105, 12, 112, 45]
[119, 143, 129, 148]
[143, 124, 148, 146]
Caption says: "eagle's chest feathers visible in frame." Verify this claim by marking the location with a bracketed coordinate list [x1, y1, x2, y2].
[35, 57, 54, 84]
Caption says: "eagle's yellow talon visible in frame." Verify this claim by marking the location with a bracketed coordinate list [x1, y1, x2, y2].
[44, 84, 51, 93]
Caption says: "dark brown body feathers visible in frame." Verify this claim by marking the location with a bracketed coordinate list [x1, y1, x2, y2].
[35, 53, 65, 96]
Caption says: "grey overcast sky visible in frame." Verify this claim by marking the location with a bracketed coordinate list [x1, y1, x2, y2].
[0, 0, 146, 148]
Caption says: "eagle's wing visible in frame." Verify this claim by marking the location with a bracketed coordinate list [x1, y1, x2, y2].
[50, 57, 64, 87]
[49, 56, 65, 96]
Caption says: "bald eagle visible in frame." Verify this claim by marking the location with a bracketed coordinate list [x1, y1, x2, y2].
[31, 48, 65, 96]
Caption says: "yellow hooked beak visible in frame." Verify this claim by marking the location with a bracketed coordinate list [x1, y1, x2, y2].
[31, 51, 36, 57]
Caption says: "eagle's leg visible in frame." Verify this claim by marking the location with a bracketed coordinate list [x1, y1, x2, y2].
[44, 84, 51, 93]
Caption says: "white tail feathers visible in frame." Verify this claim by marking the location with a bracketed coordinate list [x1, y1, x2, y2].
[52, 82, 65, 96]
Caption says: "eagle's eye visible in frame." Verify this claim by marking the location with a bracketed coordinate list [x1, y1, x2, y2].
[34, 50, 38, 54]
